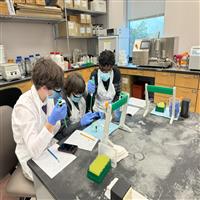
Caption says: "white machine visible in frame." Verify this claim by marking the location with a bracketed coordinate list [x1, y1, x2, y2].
[189, 46, 200, 70]
[0, 63, 21, 81]
[98, 27, 129, 65]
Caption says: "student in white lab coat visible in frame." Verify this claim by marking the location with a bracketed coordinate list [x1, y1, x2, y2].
[54, 72, 99, 141]
[86, 50, 121, 120]
[12, 58, 67, 181]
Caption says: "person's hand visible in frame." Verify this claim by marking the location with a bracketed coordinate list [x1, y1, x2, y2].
[48, 100, 67, 126]
[80, 112, 97, 126]
[97, 111, 105, 119]
[87, 79, 95, 94]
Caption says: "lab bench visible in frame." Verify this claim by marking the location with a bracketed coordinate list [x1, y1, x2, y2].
[0, 64, 200, 113]
[28, 110, 200, 200]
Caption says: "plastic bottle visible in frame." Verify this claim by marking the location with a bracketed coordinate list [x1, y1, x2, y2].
[16, 56, 26, 77]
[35, 53, 41, 61]
[24, 57, 32, 76]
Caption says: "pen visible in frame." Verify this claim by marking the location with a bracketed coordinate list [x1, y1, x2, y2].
[47, 149, 60, 163]
[80, 132, 95, 141]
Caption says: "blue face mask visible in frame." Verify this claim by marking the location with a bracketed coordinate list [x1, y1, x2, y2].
[100, 71, 111, 82]
[70, 94, 82, 103]
[48, 91, 61, 100]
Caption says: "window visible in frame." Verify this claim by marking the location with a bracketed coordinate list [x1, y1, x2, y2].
[129, 16, 164, 56]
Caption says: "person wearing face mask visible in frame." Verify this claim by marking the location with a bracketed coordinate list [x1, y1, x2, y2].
[54, 72, 99, 141]
[86, 50, 121, 120]
[12, 58, 67, 181]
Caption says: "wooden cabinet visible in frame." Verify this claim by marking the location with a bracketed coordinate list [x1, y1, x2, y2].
[0, 80, 32, 93]
[176, 87, 198, 112]
[155, 72, 175, 87]
[143, 70, 155, 77]
[196, 90, 200, 113]
[175, 74, 199, 89]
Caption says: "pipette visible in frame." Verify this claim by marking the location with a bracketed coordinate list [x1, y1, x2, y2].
[58, 98, 67, 128]
[89, 76, 95, 111]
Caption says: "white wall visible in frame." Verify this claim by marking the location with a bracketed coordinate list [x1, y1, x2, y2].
[95, 0, 127, 29]
[164, 0, 200, 53]
[0, 22, 87, 60]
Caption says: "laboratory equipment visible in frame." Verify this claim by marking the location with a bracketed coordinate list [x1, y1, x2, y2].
[98, 27, 129, 64]
[0, 63, 21, 81]
[72, 49, 81, 64]
[143, 84, 177, 124]
[189, 46, 200, 70]
[98, 92, 132, 168]
[132, 37, 179, 68]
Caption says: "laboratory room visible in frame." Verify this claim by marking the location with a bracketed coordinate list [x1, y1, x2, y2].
[0, 0, 200, 200]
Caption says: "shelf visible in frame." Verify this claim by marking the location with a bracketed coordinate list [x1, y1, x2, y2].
[0, 15, 65, 24]
[65, 7, 106, 16]
[56, 36, 98, 39]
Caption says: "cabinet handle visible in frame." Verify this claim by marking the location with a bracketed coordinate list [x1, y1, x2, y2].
[192, 89, 197, 93]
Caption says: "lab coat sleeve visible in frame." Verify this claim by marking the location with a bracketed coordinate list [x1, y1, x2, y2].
[12, 103, 54, 159]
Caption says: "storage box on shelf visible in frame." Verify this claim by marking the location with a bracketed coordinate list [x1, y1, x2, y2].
[65, 0, 73, 8]
[90, 0, 106, 12]
[0, 1, 9, 15]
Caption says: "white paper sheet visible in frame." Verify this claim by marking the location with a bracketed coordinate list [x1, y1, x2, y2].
[128, 97, 146, 108]
[64, 130, 98, 151]
[126, 106, 140, 116]
[33, 144, 76, 179]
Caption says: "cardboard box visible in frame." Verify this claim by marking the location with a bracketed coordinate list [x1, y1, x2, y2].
[90, 0, 106, 12]
[81, 0, 88, 10]
[65, 0, 73, 8]
[57, 0, 64, 9]
[58, 21, 79, 37]
[0, 2, 9, 15]
[68, 15, 80, 23]
[85, 25, 92, 37]
[26, 0, 36, 4]
[79, 25, 86, 37]
[73, 0, 81, 8]
[86, 14, 91, 24]
[13, 0, 26, 4]
[80, 14, 86, 23]
[36, 0, 45, 5]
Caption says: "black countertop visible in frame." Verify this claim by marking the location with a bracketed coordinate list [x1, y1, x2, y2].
[1, 64, 200, 88]
[118, 64, 200, 75]
[28, 110, 200, 200]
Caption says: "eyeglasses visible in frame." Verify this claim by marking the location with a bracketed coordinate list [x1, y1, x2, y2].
[54, 88, 62, 93]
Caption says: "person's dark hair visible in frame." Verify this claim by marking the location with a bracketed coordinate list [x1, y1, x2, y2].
[32, 57, 64, 90]
[63, 72, 85, 96]
[98, 50, 115, 67]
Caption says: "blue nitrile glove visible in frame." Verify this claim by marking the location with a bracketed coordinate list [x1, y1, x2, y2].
[97, 111, 105, 119]
[113, 109, 121, 122]
[87, 79, 95, 94]
[48, 100, 67, 126]
[80, 112, 97, 126]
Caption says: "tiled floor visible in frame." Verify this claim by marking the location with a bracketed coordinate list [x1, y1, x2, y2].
[0, 175, 17, 200]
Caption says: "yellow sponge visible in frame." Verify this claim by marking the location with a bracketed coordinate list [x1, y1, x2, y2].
[89, 155, 110, 176]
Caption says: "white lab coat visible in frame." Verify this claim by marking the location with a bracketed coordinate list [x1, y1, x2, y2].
[93, 69, 116, 112]
[67, 96, 86, 124]
[12, 85, 60, 181]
